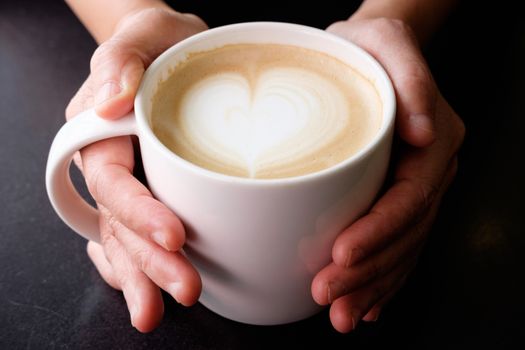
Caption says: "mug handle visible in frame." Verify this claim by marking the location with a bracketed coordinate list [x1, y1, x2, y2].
[45, 108, 137, 243]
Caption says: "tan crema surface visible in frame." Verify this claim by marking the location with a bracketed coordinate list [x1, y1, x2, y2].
[151, 44, 382, 179]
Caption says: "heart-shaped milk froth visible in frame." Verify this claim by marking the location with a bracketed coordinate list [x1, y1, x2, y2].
[178, 67, 349, 176]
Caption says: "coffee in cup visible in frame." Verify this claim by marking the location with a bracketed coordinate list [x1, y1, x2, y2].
[151, 43, 382, 179]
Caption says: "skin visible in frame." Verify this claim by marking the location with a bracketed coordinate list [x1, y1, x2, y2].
[314, 18, 464, 332]
[65, 0, 464, 333]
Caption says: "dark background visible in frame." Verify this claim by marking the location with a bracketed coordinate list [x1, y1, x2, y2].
[1, 0, 524, 348]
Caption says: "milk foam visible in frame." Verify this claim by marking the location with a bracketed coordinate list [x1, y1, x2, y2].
[152, 44, 382, 179]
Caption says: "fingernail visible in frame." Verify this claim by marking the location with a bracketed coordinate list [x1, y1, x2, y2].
[152, 231, 170, 251]
[363, 308, 381, 322]
[327, 280, 348, 304]
[345, 247, 365, 267]
[95, 81, 121, 105]
[349, 314, 357, 331]
[409, 113, 434, 134]
[167, 282, 183, 303]
[370, 310, 380, 322]
[130, 304, 139, 328]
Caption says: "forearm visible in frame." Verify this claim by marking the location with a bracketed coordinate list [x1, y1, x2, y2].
[65, 0, 174, 43]
[352, 0, 457, 44]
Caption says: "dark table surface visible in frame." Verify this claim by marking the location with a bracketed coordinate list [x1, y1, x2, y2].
[1, 1, 525, 349]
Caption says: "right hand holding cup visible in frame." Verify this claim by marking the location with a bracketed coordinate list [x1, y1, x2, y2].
[311, 18, 465, 332]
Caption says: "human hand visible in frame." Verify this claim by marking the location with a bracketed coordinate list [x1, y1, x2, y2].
[65, 8, 207, 332]
[312, 18, 465, 333]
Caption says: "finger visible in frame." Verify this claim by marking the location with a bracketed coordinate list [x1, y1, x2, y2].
[67, 77, 184, 251]
[99, 216, 164, 333]
[89, 10, 207, 120]
[332, 133, 458, 269]
[327, 19, 437, 147]
[315, 157, 458, 305]
[80, 136, 185, 252]
[331, 176, 437, 269]
[101, 206, 202, 307]
[319, 158, 458, 316]
[64, 44, 143, 121]
[64, 71, 123, 171]
[86, 241, 120, 290]
[329, 258, 416, 333]
[90, 43, 144, 119]
[312, 229, 425, 306]
[65, 77, 96, 121]
[361, 305, 381, 322]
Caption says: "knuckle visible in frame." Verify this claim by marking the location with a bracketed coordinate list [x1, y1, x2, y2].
[140, 8, 173, 22]
[90, 43, 110, 71]
[366, 18, 434, 98]
[400, 177, 439, 215]
[414, 179, 439, 212]
[131, 247, 154, 272]
[326, 20, 347, 35]
[100, 232, 113, 250]
[99, 232, 119, 263]
[85, 163, 122, 206]
[368, 17, 393, 34]
[400, 62, 433, 94]
[99, 215, 117, 247]
[85, 165, 104, 201]
[90, 39, 127, 72]
[120, 7, 166, 26]
[369, 17, 411, 39]
[106, 213, 121, 233]
[180, 12, 208, 30]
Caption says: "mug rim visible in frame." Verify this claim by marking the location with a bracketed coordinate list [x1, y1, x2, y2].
[134, 21, 396, 185]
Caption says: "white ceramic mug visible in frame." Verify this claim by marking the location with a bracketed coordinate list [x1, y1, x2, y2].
[46, 22, 395, 325]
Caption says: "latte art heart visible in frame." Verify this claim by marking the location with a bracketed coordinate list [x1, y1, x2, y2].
[152, 44, 382, 179]
[179, 68, 348, 177]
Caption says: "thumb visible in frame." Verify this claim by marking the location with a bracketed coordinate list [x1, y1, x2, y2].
[90, 40, 145, 119]
[86, 10, 208, 120]
[328, 19, 437, 147]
